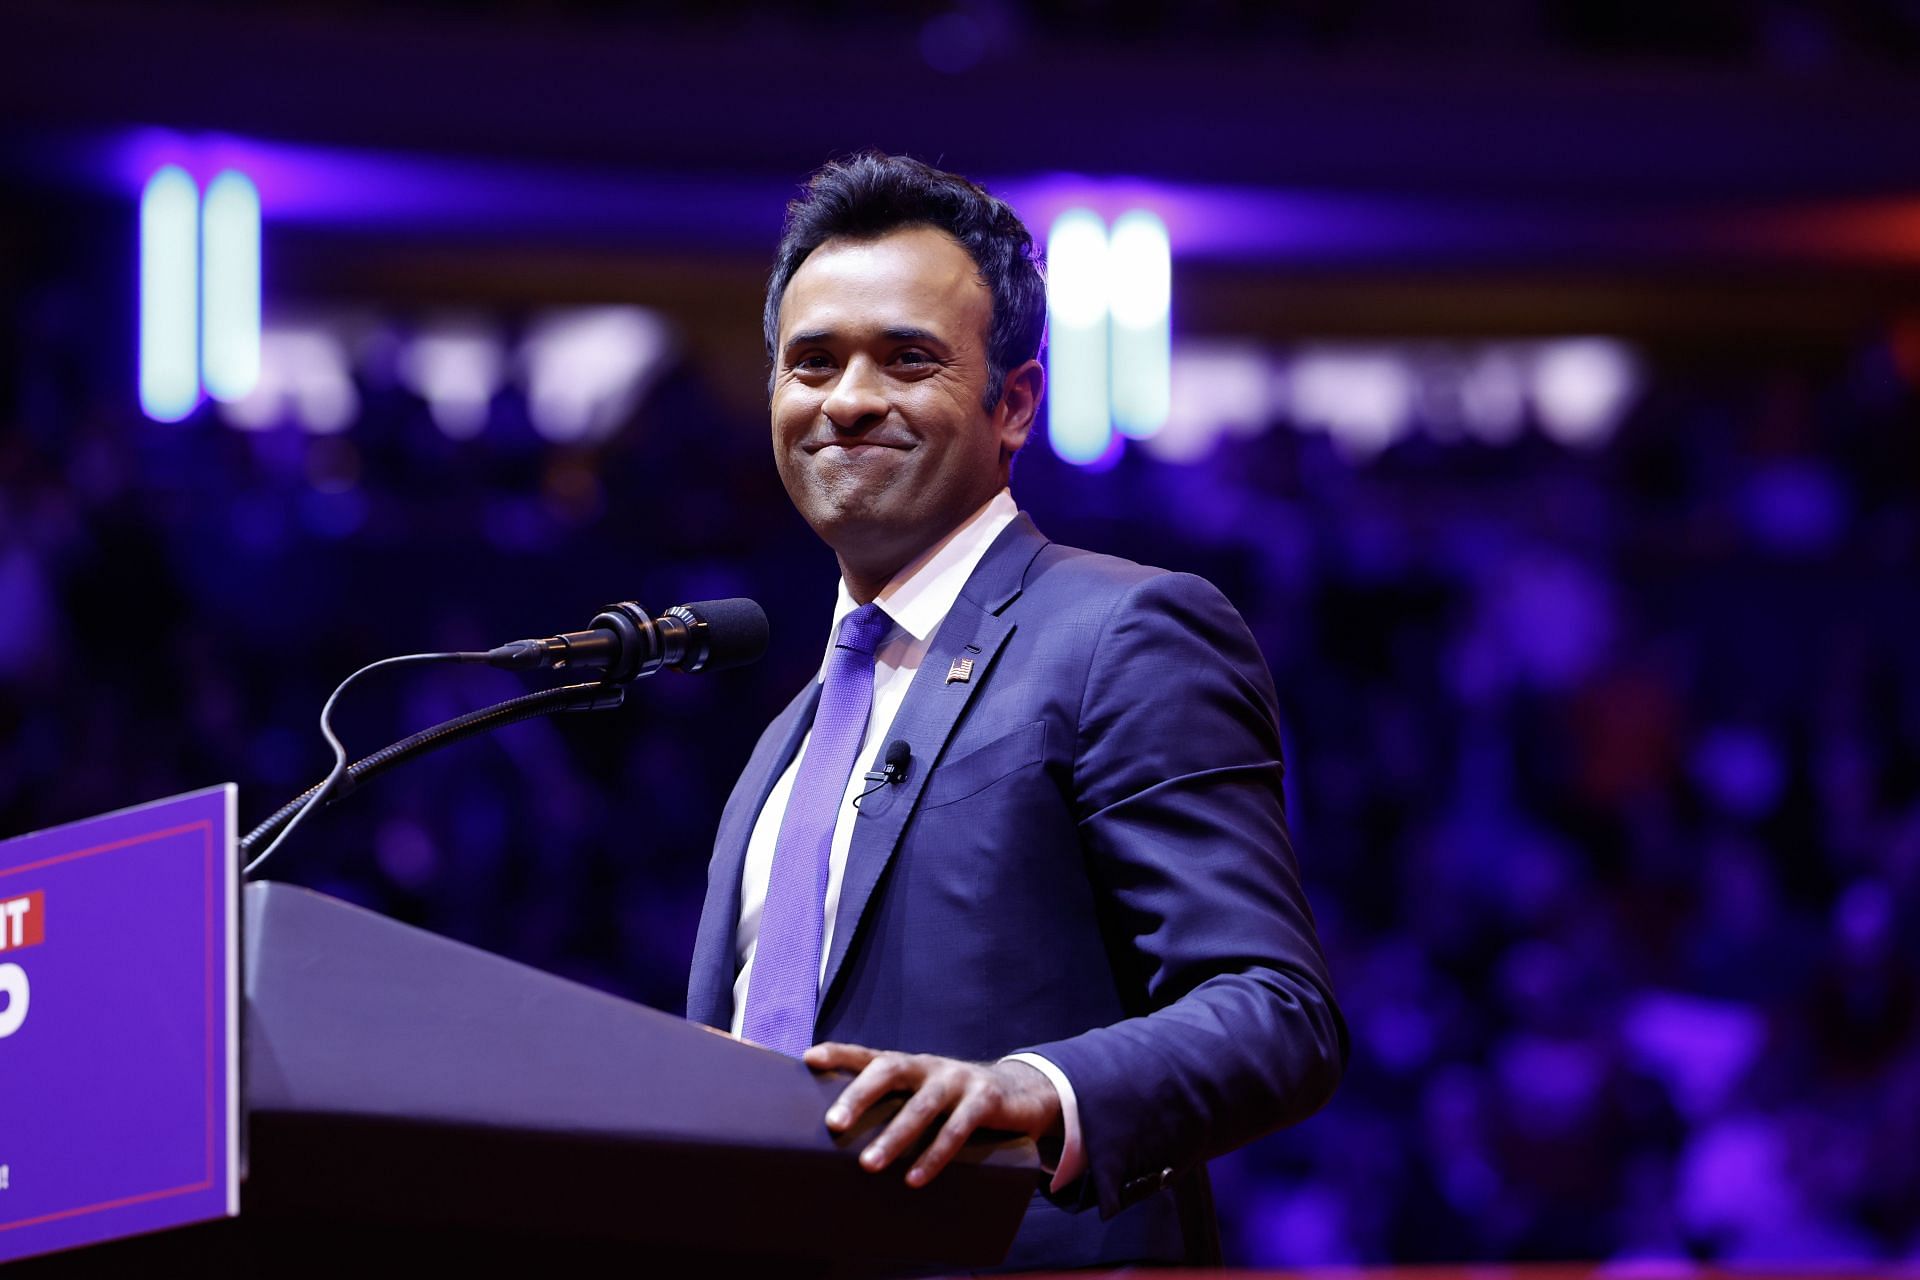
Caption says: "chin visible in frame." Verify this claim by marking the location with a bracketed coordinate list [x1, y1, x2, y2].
[808, 503, 901, 554]
[814, 507, 932, 576]
[793, 471, 899, 531]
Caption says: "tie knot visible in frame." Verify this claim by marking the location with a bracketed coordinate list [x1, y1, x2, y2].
[835, 602, 889, 657]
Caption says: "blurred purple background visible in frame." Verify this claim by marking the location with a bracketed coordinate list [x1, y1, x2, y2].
[4, 1, 1920, 1268]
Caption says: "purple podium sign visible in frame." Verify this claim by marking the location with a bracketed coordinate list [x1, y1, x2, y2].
[0, 785, 239, 1264]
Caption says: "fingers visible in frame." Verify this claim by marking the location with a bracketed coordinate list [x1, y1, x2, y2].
[804, 1041, 878, 1073]
[906, 1087, 993, 1187]
[820, 1048, 925, 1134]
[806, 1042, 881, 1130]
[859, 1062, 962, 1175]
[806, 1050, 1030, 1188]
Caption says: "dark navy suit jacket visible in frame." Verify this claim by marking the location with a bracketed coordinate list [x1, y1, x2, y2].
[687, 515, 1346, 1269]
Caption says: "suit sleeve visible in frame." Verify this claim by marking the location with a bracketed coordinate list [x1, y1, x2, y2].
[1014, 570, 1348, 1219]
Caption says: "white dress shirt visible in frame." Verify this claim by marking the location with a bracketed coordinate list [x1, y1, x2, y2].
[730, 486, 1085, 1189]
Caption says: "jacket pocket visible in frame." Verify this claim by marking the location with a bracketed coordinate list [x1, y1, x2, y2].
[919, 721, 1048, 810]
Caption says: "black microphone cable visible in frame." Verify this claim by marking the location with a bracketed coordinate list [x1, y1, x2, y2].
[243, 650, 484, 879]
[237, 677, 623, 862]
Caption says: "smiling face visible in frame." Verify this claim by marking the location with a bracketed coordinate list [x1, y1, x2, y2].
[771, 225, 1040, 600]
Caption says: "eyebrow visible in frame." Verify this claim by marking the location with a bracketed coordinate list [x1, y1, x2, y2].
[782, 326, 949, 358]
[879, 326, 945, 346]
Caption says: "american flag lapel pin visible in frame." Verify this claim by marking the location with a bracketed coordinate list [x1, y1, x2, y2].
[945, 657, 975, 685]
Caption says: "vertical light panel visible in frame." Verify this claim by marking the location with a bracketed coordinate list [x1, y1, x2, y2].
[1045, 209, 1112, 465]
[139, 165, 199, 422]
[201, 170, 261, 403]
[1108, 210, 1170, 439]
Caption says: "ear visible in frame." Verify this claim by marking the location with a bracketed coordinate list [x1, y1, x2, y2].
[993, 359, 1045, 462]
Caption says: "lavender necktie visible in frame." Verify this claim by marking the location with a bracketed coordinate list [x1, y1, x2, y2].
[741, 602, 890, 1057]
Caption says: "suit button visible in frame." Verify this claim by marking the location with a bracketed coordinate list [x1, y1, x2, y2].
[1122, 1168, 1176, 1198]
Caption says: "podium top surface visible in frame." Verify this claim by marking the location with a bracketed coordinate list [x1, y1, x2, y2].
[239, 881, 1040, 1273]
[244, 880, 877, 1149]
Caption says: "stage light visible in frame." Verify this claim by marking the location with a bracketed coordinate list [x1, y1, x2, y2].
[521, 307, 673, 443]
[1149, 343, 1271, 464]
[398, 320, 505, 439]
[280, 329, 358, 435]
[1287, 346, 1417, 461]
[1045, 209, 1112, 465]
[1108, 210, 1170, 440]
[201, 171, 261, 403]
[1459, 348, 1527, 445]
[218, 323, 359, 435]
[1532, 339, 1640, 449]
[139, 165, 200, 422]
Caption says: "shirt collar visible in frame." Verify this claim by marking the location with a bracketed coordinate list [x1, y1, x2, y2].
[822, 488, 1019, 664]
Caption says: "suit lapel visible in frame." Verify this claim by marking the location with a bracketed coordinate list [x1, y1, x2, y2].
[816, 515, 1049, 1011]
[685, 680, 819, 1029]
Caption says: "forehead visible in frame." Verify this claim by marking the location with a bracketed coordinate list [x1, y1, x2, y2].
[779, 226, 992, 345]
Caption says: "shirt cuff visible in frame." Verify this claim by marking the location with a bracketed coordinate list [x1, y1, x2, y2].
[1000, 1052, 1087, 1193]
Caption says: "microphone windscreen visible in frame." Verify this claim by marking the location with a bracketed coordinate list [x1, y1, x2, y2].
[685, 598, 770, 672]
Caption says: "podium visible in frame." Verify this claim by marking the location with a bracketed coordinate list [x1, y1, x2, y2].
[21, 881, 1037, 1275]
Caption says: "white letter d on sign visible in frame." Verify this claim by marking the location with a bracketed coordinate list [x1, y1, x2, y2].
[0, 963, 28, 1039]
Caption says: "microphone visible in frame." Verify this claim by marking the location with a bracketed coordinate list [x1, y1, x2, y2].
[485, 597, 769, 683]
[854, 740, 913, 809]
[871, 739, 913, 785]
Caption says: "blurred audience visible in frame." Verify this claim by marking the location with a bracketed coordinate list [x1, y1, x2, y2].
[3, 289, 1917, 1266]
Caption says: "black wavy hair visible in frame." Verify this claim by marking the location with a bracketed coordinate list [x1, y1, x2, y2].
[763, 152, 1047, 410]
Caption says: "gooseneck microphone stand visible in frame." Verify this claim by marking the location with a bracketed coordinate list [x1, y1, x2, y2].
[239, 596, 769, 880]
[238, 663, 625, 874]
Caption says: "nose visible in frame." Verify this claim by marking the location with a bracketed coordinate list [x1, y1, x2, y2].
[822, 356, 888, 433]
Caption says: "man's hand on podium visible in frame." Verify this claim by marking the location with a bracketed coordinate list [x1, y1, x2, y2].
[805, 1042, 1065, 1187]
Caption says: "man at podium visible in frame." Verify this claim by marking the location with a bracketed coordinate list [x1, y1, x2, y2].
[684, 152, 1347, 1270]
